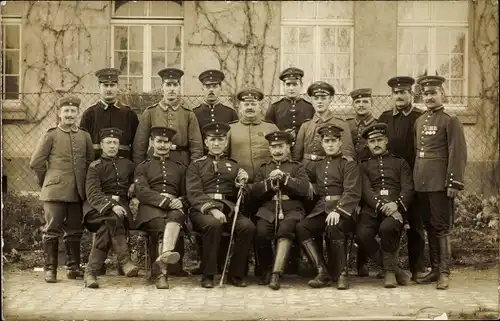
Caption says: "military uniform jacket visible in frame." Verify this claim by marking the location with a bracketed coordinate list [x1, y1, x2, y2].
[293, 111, 355, 162]
[360, 153, 414, 218]
[83, 156, 135, 227]
[29, 125, 94, 202]
[132, 102, 204, 166]
[265, 97, 315, 138]
[346, 114, 377, 161]
[378, 105, 423, 170]
[134, 156, 187, 227]
[79, 100, 139, 160]
[193, 102, 239, 133]
[186, 154, 241, 215]
[227, 119, 279, 182]
[250, 159, 310, 223]
[413, 106, 467, 192]
[306, 154, 361, 219]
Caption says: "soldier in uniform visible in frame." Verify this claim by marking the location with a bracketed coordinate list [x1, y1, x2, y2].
[293, 81, 355, 166]
[134, 126, 187, 289]
[356, 123, 412, 288]
[265, 67, 315, 139]
[83, 128, 140, 289]
[29, 96, 94, 283]
[186, 122, 255, 288]
[296, 124, 361, 289]
[413, 75, 467, 290]
[80, 68, 139, 160]
[251, 131, 310, 290]
[132, 68, 203, 167]
[379, 76, 426, 282]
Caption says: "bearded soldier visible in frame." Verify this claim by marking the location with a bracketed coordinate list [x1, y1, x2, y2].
[251, 131, 310, 290]
[134, 127, 187, 289]
[186, 122, 255, 288]
[356, 123, 412, 288]
[83, 128, 140, 288]
[413, 75, 467, 290]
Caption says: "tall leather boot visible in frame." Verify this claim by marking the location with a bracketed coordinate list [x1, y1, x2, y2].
[417, 230, 440, 284]
[269, 238, 292, 290]
[65, 241, 84, 279]
[84, 246, 108, 289]
[257, 245, 273, 285]
[383, 251, 397, 288]
[302, 239, 331, 288]
[111, 234, 139, 277]
[43, 239, 59, 283]
[330, 239, 349, 290]
[436, 235, 451, 290]
[356, 247, 369, 277]
[153, 222, 181, 289]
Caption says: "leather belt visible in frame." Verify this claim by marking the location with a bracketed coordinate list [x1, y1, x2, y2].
[304, 154, 325, 161]
[272, 195, 290, 201]
[207, 193, 228, 200]
[324, 195, 341, 201]
[93, 144, 131, 151]
[160, 192, 177, 199]
[170, 144, 188, 151]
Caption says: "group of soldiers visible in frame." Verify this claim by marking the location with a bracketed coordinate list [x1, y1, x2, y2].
[30, 65, 467, 292]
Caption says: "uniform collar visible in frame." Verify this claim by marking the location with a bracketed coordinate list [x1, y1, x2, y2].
[152, 154, 170, 161]
[284, 96, 301, 104]
[393, 104, 414, 116]
[203, 98, 220, 107]
[427, 105, 444, 114]
[101, 100, 119, 110]
[377, 151, 390, 159]
[355, 114, 376, 126]
[313, 110, 334, 123]
[159, 100, 180, 111]
[325, 153, 342, 159]
[240, 117, 262, 125]
[58, 124, 79, 133]
[101, 155, 118, 160]
[208, 153, 225, 161]
[271, 157, 290, 164]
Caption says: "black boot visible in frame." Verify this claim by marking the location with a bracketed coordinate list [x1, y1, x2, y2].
[269, 238, 292, 290]
[256, 245, 273, 285]
[111, 234, 139, 277]
[84, 245, 107, 289]
[153, 223, 181, 289]
[65, 241, 84, 279]
[356, 247, 369, 277]
[43, 239, 58, 283]
[330, 239, 349, 290]
[302, 239, 331, 288]
[382, 251, 397, 288]
[437, 235, 451, 290]
[417, 230, 440, 284]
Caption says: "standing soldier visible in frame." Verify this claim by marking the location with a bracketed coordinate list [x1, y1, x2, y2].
[80, 68, 139, 160]
[413, 75, 467, 290]
[132, 68, 203, 167]
[379, 76, 426, 282]
[265, 67, 315, 139]
[29, 96, 94, 283]
[251, 131, 310, 290]
[186, 122, 255, 288]
[293, 81, 355, 166]
[355, 123, 412, 288]
[83, 128, 140, 289]
[296, 124, 361, 289]
[134, 127, 187, 289]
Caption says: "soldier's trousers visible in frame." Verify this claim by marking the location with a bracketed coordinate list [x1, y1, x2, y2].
[417, 192, 454, 237]
[355, 213, 402, 257]
[139, 211, 184, 231]
[255, 217, 300, 272]
[406, 197, 426, 273]
[42, 201, 83, 243]
[190, 211, 256, 277]
[296, 213, 354, 242]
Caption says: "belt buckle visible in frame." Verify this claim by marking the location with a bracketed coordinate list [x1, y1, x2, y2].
[311, 154, 317, 160]
[171, 144, 177, 151]
[214, 194, 223, 200]
[111, 195, 120, 202]
[325, 195, 330, 201]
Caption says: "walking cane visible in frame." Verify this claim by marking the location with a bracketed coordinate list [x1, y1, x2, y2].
[219, 185, 245, 288]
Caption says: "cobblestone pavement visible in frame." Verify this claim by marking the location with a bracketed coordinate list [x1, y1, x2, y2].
[3, 267, 498, 320]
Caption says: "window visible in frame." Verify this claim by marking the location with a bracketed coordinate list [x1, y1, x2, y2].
[397, 1, 468, 105]
[1, 1, 23, 101]
[111, 1, 183, 92]
[281, 1, 354, 104]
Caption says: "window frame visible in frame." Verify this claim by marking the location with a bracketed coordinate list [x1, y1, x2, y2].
[397, 2, 469, 108]
[1, 17, 23, 109]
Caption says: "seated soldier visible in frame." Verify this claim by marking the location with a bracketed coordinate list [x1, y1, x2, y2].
[356, 123, 412, 288]
[186, 122, 255, 288]
[134, 126, 187, 289]
[251, 131, 310, 290]
[83, 128, 139, 289]
[297, 124, 361, 289]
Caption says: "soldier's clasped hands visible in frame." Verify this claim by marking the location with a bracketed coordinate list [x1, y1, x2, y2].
[210, 208, 227, 223]
[325, 211, 340, 225]
[112, 205, 127, 218]
[168, 198, 184, 210]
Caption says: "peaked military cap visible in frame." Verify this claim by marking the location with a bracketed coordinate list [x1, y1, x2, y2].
[349, 88, 372, 100]
[199, 69, 225, 85]
[95, 68, 120, 84]
[387, 76, 415, 91]
[416, 75, 446, 89]
[279, 67, 304, 81]
[318, 124, 344, 138]
[361, 122, 388, 140]
[158, 68, 184, 82]
[307, 81, 335, 97]
[265, 131, 294, 145]
[150, 126, 177, 140]
[99, 127, 123, 141]
[236, 86, 264, 102]
[58, 96, 81, 109]
[203, 122, 230, 137]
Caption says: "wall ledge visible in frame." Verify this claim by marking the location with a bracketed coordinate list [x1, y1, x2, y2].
[2, 100, 27, 121]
